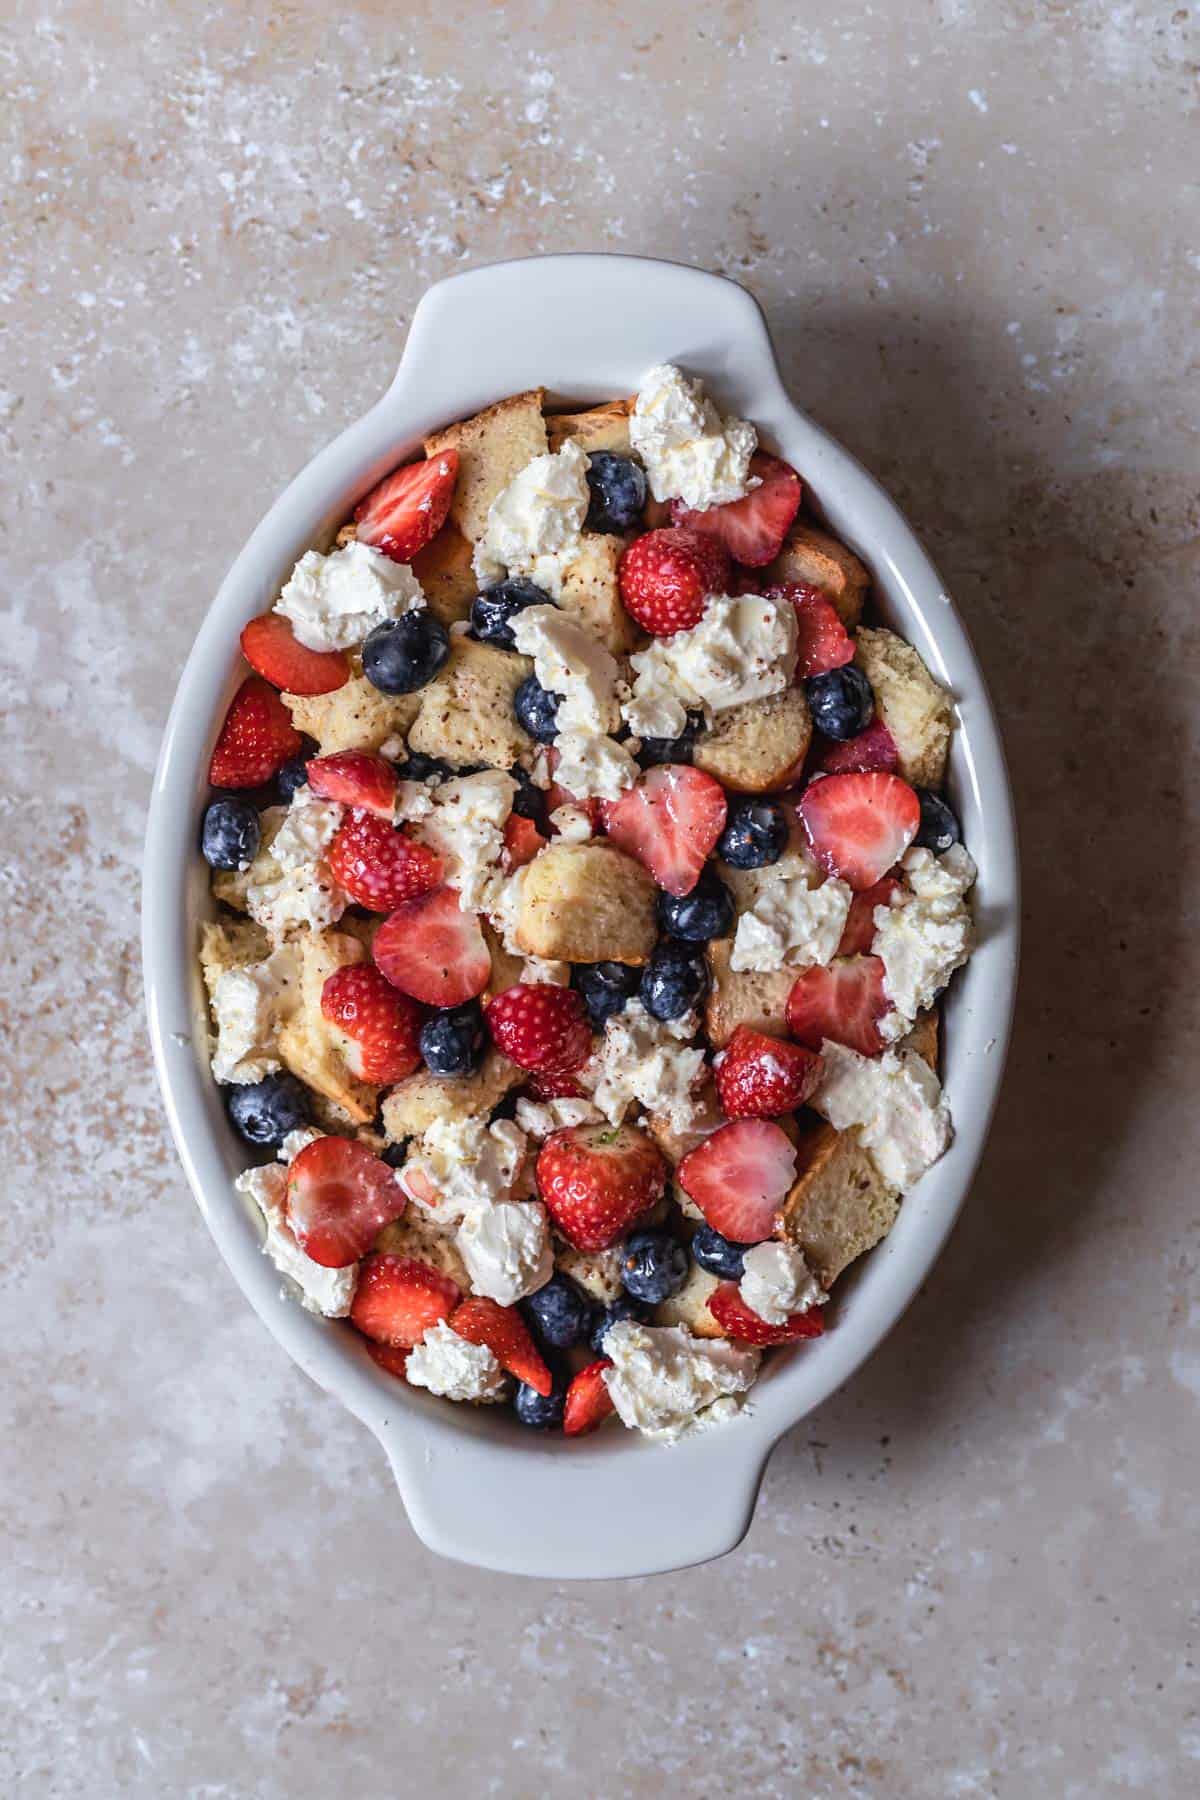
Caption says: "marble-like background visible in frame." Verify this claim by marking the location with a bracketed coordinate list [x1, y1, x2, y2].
[2, 2, 1197, 1794]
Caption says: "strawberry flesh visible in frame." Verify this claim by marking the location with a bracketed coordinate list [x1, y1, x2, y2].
[715, 1026, 823, 1119]
[373, 884, 492, 1007]
[502, 811, 548, 871]
[240, 613, 350, 697]
[354, 451, 459, 564]
[601, 764, 727, 899]
[285, 1138, 407, 1268]
[786, 954, 893, 1057]
[485, 984, 593, 1075]
[798, 770, 920, 891]
[319, 963, 426, 1084]
[306, 751, 398, 819]
[765, 583, 854, 677]
[537, 1122, 668, 1252]
[670, 452, 801, 567]
[813, 717, 900, 777]
[677, 1118, 797, 1243]
[707, 1282, 827, 1346]
[837, 876, 902, 957]
[209, 676, 303, 789]
[350, 1254, 461, 1347]
[328, 811, 444, 911]
[450, 1296, 553, 1396]
[617, 527, 731, 636]
[563, 1359, 616, 1436]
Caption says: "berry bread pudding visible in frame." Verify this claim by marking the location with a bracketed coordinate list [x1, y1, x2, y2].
[201, 364, 976, 1444]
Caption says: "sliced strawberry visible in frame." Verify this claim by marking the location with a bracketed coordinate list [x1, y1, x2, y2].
[502, 811, 548, 871]
[677, 1118, 797, 1243]
[350, 1253, 461, 1347]
[543, 751, 605, 829]
[239, 612, 350, 697]
[813, 717, 900, 777]
[715, 1026, 823, 1119]
[765, 582, 854, 677]
[600, 765, 727, 898]
[485, 983, 593, 1075]
[209, 676, 303, 789]
[374, 885, 492, 1007]
[537, 1122, 668, 1252]
[526, 1069, 585, 1102]
[563, 1359, 616, 1436]
[617, 527, 731, 635]
[285, 1138, 407, 1268]
[786, 954, 893, 1057]
[366, 1340, 411, 1379]
[397, 1162, 440, 1209]
[320, 964, 426, 1084]
[353, 450, 459, 564]
[450, 1296, 553, 1397]
[306, 751, 398, 819]
[798, 770, 920, 891]
[670, 452, 802, 567]
[837, 876, 903, 957]
[708, 1281, 827, 1346]
[328, 811, 443, 911]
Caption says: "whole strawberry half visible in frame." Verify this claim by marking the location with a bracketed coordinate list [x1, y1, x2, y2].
[485, 984, 593, 1075]
[677, 1117, 797, 1243]
[306, 751, 398, 819]
[373, 884, 492, 1007]
[320, 963, 426, 1084]
[354, 450, 459, 564]
[812, 716, 900, 777]
[537, 1122, 667, 1252]
[350, 1254, 461, 1347]
[240, 613, 350, 697]
[617, 527, 731, 635]
[328, 811, 443, 911]
[209, 676, 303, 789]
[707, 1281, 827, 1347]
[837, 875, 903, 957]
[601, 764, 727, 899]
[449, 1296, 553, 1396]
[765, 582, 854, 677]
[670, 452, 802, 567]
[715, 1026, 823, 1119]
[798, 770, 920, 891]
[786, 954, 892, 1057]
[285, 1138, 408, 1268]
[563, 1359, 616, 1437]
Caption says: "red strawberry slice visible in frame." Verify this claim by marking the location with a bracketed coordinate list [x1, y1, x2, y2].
[786, 954, 893, 1057]
[813, 717, 900, 777]
[373, 884, 492, 1007]
[450, 1296, 553, 1397]
[285, 1138, 408, 1268]
[670, 452, 802, 567]
[366, 1340, 412, 1379]
[353, 450, 459, 565]
[837, 876, 903, 957]
[798, 770, 920, 891]
[708, 1282, 827, 1346]
[485, 984, 593, 1075]
[320, 964, 426, 1084]
[306, 751, 398, 819]
[209, 676, 303, 789]
[677, 1118, 797, 1243]
[328, 811, 443, 911]
[563, 1359, 616, 1436]
[526, 1069, 585, 1101]
[765, 582, 854, 677]
[600, 765, 727, 898]
[239, 613, 350, 697]
[617, 527, 731, 635]
[350, 1254, 461, 1347]
[537, 1122, 668, 1252]
[502, 811, 548, 871]
[715, 1026, 823, 1119]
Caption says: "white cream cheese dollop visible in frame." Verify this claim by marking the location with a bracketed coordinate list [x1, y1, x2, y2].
[811, 1041, 953, 1189]
[455, 1200, 554, 1307]
[405, 1321, 511, 1403]
[209, 945, 300, 1084]
[601, 1321, 761, 1442]
[874, 844, 977, 1041]
[414, 769, 516, 912]
[401, 1116, 528, 1226]
[622, 591, 798, 741]
[472, 438, 591, 599]
[580, 1000, 707, 1136]
[235, 1163, 358, 1318]
[628, 364, 758, 511]
[244, 789, 348, 942]
[275, 539, 426, 652]
[509, 604, 637, 801]
[738, 1241, 825, 1326]
[730, 862, 853, 974]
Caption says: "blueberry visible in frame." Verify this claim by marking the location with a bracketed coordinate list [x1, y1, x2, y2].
[805, 665, 875, 740]
[718, 798, 788, 870]
[635, 710, 703, 769]
[393, 749, 452, 785]
[510, 765, 550, 831]
[514, 1376, 566, 1430]
[584, 452, 648, 534]
[620, 1231, 688, 1305]
[381, 1142, 408, 1169]
[657, 869, 734, 943]
[691, 1225, 751, 1280]
[640, 938, 709, 1022]
[573, 961, 641, 1030]
[419, 1001, 485, 1076]
[226, 1073, 311, 1148]
[470, 578, 551, 649]
[362, 612, 449, 694]
[201, 797, 260, 871]
[914, 787, 962, 853]
[514, 674, 561, 744]
[590, 1295, 649, 1354]
[275, 753, 313, 805]
[522, 1274, 595, 1350]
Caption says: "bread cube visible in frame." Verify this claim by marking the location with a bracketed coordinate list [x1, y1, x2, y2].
[424, 389, 547, 544]
[410, 525, 478, 627]
[545, 398, 634, 458]
[406, 636, 533, 770]
[381, 1048, 522, 1142]
[375, 1210, 471, 1292]
[276, 928, 378, 1124]
[284, 673, 423, 757]
[703, 938, 795, 1048]
[516, 843, 658, 965]
[764, 522, 869, 628]
[854, 627, 955, 790]
[557, 533, 640, 655]
[692, 689, 811, 793]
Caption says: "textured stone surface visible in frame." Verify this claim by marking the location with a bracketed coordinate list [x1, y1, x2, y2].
[2, 2, 1198, 1794]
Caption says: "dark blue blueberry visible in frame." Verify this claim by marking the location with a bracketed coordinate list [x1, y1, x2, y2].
[510, 765, 550, 831]
[470, 578, 552, 649]
[635, 710, 703, 769]
[393, 749, 453, 784]
[226, 1073, 311, 1148]
[573, 961, 641, 1030]
[513, 1376, 566, 1430]
[584, 452, 648, 534]
[640, 938, 709, 1022]
[419, 1001, 485, 1076]
[691, 1225, 751, 1281]
[657, 868, 734, 943]
[201, 797, 261, 871]
[514, 674, 561, 744]
[522, 1274, 595, 1350]
[914, 788, 962, 854]
[620, 1231, 688, 1305]
[718, 798, 788, 870]
[381, 1142, 408, 1169]
[590, 1295, 649, 1354]
[362, 612, 449, 694]
[275, 753, 312, 805]
[805, 664, 875, 740]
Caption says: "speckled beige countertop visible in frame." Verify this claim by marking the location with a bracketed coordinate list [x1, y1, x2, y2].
[2, 2, 1198, 1794]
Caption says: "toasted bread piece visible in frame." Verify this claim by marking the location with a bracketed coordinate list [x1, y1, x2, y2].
[692, 689, 811, 793]
[424, 389, 547, 544]
[375, 1210, 471, 1292]
[516, 843, 658, 965]
[211, 808, 287, 914]
[199, 917, 271, 987]
[381, 1048, 522, 1142]
[557, 534, 640, 655]
[653, 1262, 723, 1338]
[777, 1114, 900, 1287]
[284, 673, 423, 757]
[644, 1081, 725, 1167]
[765, 522, 869, 629]
[553, 1241, 625, 1305]
[545, 398, 635, 458]
[406, 635, 533, 771]
[704, 938, 795, 1049]
[276, 929, 378, 1125]
[718, 833, 815, 916]
[854, 627, 955, 790]
[900, 1007, 939, 1071]
[410, 525, 478, 627]
[482, 921, 526, 999]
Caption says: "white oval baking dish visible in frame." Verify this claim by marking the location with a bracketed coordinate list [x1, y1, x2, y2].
[143, 254, 1018, 1581]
